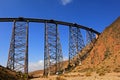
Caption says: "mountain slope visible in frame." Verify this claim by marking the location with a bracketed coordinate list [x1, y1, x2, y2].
[0, 65, 27, 80]
[0, 65, 18, 80]
[75, 16, 120, 73]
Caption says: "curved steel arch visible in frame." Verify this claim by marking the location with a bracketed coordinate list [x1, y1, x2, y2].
[0, 17, 100, 35]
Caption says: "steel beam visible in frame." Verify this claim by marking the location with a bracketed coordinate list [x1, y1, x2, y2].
[86, 30, 96, 45]
[69, 27, 85, 66]
[7, 21, 29, 74]
[44, 23, 63, 76]
[0, 17, 100, 35]
[3, 17, 100, 76]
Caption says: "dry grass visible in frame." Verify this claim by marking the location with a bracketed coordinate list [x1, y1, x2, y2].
[113, 67, 120, 73]
[0, 65, 27, 80]
[56, 76, 66, 80]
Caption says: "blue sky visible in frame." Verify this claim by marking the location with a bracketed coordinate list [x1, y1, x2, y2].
[0, 0, 120, 71]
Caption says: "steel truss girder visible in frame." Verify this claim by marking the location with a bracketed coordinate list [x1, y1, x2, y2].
[69, 27, 85, 66]
[79, 30, 96, 61]
[7, 21, 28, 74]
[86, 30, 96, 45]
[0, 17, 100, 35]
[44, 23, 63, 76]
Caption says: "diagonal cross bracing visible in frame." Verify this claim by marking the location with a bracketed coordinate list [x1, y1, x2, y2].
[69, 27, 85, 66]
[7, 21, 28, 74]
[1, 17, 100, 76]
[44, 23, 63, 76]
[86, 30, 96, 45]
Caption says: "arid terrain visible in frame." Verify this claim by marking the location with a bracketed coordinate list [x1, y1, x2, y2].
[0, 17, 120, 80]
[29, 72, 120, 80]
[29, 17, 120, 80]
[0, 65, 26, 80]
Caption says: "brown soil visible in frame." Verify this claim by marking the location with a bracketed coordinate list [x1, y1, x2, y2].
[75, 16, 120, 72]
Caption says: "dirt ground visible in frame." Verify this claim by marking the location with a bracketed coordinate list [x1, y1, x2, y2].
[30, 72, 120, 80]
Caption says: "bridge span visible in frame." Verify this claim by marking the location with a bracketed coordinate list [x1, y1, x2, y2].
[0, 17, 100, 76]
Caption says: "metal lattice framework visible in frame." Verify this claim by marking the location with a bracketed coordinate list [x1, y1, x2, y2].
[86, 30, 96, 45]
[7, 21, 28, 74]
[0, 17, 100, 76]
[69, 27, 85, 66]
[69, 27, 97, 66]
[44, 23, 63, 76]
[79, 30, 96, 61]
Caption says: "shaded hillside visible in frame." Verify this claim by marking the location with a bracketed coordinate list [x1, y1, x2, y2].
[75, 16, 120, 73]
[0, 65, 17, 80]
[0, 65, 27, 80]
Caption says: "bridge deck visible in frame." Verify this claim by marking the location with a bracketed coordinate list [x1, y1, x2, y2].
[0, 17, 100, 34]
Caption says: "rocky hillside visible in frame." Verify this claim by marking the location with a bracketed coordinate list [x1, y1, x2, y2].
[0, 65, 17, 80]
[0, 65, 27, 80]
[74, 16, 120, 74]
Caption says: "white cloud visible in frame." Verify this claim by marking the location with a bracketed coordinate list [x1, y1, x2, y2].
[63, 56, 68, 61]
[29, 56, 68, 72]
[61, 0, 73, 5]
[29, 60, 44, 72]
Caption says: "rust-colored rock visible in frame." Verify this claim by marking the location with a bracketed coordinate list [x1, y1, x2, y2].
[76, 17, 120, 72]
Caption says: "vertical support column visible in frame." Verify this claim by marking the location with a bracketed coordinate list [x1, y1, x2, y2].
[79, 30, 96, 61]
[77, 28, 85, 52]
[69, 26, 71, 66]
[69, 27, 78, 66]
[7, 21, 29, 74]
[56, 24, 58, 73]
[69, 27, 85, 66]
[77, 28, 85, 65]
[44, 23, 63, 76]
[25, 21, 29, 74]
[86, 30, 95, 45]
[56, 25, 63, 73]
[44, 22, 50, 76]
[7, 20, 16, 70]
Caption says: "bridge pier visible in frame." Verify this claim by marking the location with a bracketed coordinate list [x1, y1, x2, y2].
[69, 26, 85, 67]
[44, 23, 63, 76]
[7, 21, 29, 74]
[0, 17, 100, 77]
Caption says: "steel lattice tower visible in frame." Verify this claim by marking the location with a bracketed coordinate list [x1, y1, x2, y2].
[44, 23, 63, 76]
[0, 17, 100, 76]
[69, 27, 85, 66]
[86, 30, 96, 45]
[7, 21, 29, 74]
[78, 30, 96, 61]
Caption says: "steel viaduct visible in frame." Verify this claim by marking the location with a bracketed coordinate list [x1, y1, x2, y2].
[0, 17, 100, 76]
